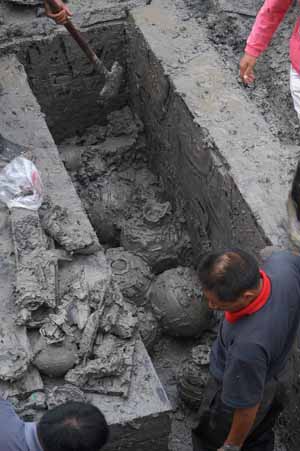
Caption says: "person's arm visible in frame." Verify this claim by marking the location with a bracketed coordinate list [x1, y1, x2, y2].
[240, 0, 293, 83]
[218, 343, 268, 450]
[218, 403, 260, 450]
[44, 0, 72, 25]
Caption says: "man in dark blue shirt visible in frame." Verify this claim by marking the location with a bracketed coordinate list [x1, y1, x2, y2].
[0, 399, 109, 451]
[192, 249, 300, 451]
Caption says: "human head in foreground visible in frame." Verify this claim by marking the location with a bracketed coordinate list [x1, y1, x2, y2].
[37, 401, 109, 451]
[198, 248, 262, 312]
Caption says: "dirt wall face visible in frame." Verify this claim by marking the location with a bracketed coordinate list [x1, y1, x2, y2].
[126, 21, 268, 263]
[16, 24, 128, 142]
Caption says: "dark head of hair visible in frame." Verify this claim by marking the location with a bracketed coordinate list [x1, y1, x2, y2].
[197, 248, 260, 302]
[37, 401, 109, 451]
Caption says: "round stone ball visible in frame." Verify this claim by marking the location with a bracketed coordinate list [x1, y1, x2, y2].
[148, 266, 211, 337]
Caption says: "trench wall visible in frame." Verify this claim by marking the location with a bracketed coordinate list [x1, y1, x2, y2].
[127, 21, 268, 262]
[13, 24, 128, 142]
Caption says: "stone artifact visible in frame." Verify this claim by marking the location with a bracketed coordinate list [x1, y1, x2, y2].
[137, 306, 161, 352]
[177, 344, 211, 409]
[121, 200, 193, 272]
[149, 267, 212, 337]
[106, 247, 152, 306]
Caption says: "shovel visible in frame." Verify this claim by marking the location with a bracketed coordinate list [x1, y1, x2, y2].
[45, 0, 123, 103]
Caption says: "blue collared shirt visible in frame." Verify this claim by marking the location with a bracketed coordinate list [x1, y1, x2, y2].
[0, 399, 43, 451]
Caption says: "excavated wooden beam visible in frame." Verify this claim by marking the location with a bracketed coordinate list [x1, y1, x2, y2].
[0, 205, 42, 396]
[10, 208, 57, 324]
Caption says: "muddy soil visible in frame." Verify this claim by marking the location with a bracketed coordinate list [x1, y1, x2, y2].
[183, 0, 300, 147]
[58, 106, 216, 451]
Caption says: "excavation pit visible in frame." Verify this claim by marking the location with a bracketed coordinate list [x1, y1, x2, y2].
[0, 1, 299, 451]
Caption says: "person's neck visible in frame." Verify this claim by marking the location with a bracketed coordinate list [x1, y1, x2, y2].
[246, 278, 263, 305]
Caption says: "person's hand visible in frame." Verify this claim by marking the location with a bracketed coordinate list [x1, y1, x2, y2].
[239, 53, 257, 85]
[44, 0, 73, 25]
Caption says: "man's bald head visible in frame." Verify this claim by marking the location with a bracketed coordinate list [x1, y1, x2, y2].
[198, 248, 260, 303]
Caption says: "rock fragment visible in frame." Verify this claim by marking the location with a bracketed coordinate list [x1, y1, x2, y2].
[46, 385, 87, 410]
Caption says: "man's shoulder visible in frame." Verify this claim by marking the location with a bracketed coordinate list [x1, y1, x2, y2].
[265, 250, 300, 268]
[0, 399, 26, 449]
[264, 251, 300, 282]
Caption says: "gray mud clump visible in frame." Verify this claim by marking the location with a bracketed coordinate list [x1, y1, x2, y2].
[177, 343, 211, 409]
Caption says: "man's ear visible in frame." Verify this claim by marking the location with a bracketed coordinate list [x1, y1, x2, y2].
[242, 290, 257, 304]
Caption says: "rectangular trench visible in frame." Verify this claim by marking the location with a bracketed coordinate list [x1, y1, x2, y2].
[0, 3, 299, 451]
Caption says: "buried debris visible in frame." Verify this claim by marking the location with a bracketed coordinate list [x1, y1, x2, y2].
[10, 208, 58, 325]
[65, 333, 137, 397]
[149, 267, 212, 337]
[106, 247, 152, 306]
[121, 203, 193, 272]
[46, 385, 87, 410]
[177, 343, 211, 409]
[137, 306, 161, 352]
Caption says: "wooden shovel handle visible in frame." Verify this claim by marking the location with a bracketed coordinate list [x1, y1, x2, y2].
[45, 0, 99, 66]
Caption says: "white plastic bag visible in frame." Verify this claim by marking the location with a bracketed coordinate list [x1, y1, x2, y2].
[0, 157, 43, 210]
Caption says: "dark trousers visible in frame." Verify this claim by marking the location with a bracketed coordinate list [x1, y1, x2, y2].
[192, 377, 285, 451]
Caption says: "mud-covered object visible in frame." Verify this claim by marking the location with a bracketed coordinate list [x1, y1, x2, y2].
[106, 247, 152, 306]
[177, 344, 210, 409]
[33, 336, 78, 377]
[88, 176, 133, 244]
[46, 385, 87, 410]
[149, 267, 212, 337]
[121, 206, 193, 272]
[11, 391, 46, 416]
[106, 106, 142, 138]
[99, 280, 138, 339]
[65, 334, 136, 397]
[0, 346, 30, 382]
[137, 306, 161, 352]
[59, 145, 83, 172]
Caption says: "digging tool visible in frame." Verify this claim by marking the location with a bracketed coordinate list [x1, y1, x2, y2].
[45, 0, 123, 102]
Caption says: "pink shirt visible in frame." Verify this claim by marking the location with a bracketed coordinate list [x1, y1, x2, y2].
[246, 0, 300, 73]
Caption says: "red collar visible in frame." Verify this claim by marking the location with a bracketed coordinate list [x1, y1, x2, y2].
[225, 270, 271, 324]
